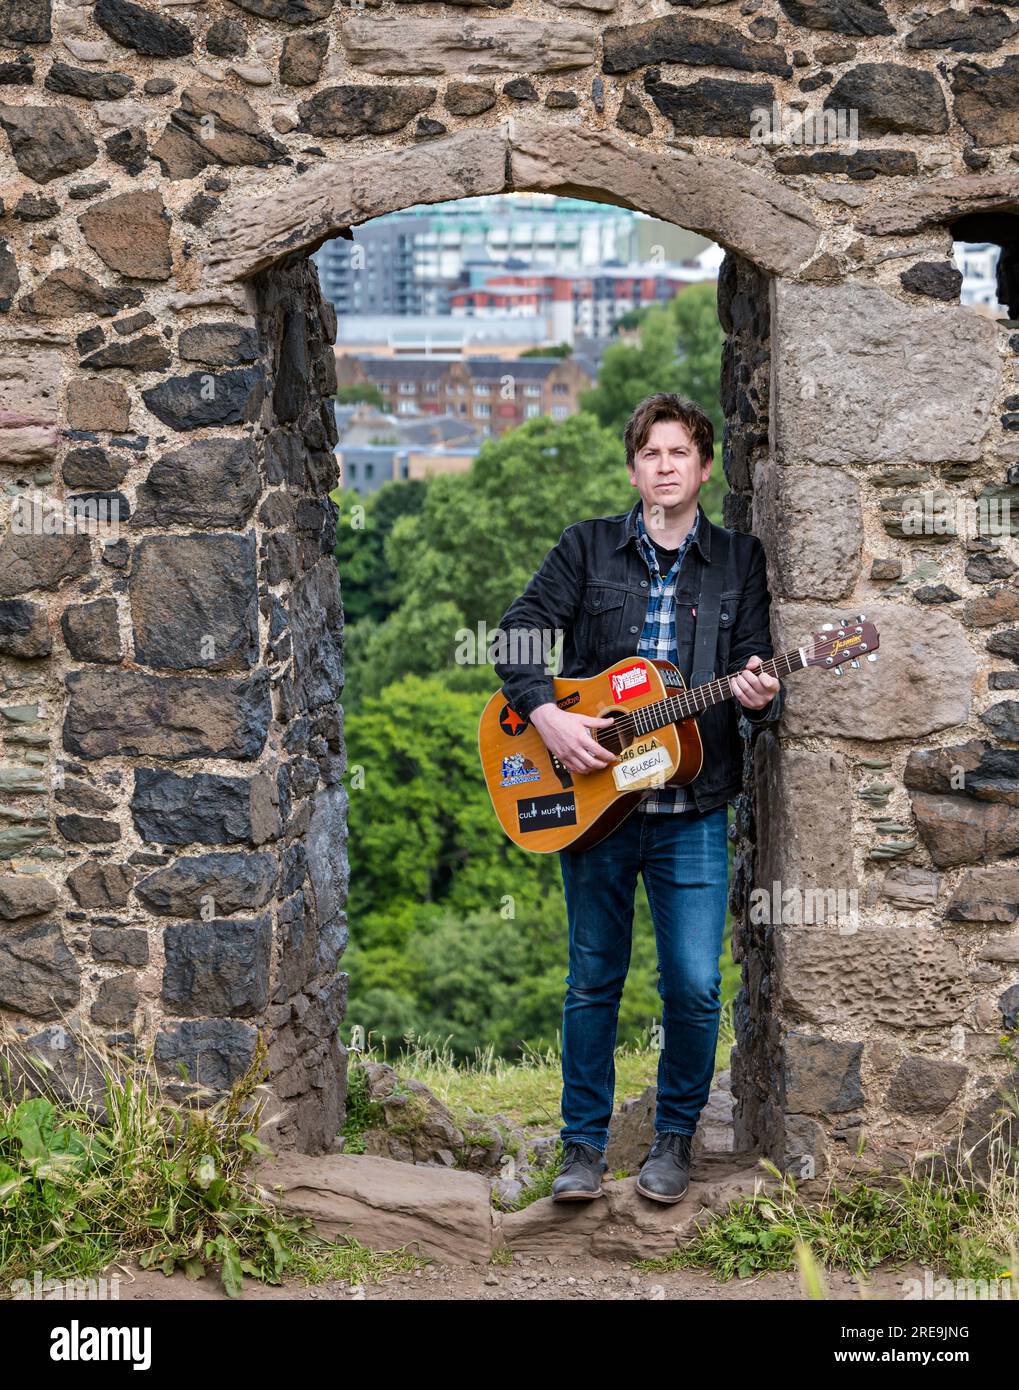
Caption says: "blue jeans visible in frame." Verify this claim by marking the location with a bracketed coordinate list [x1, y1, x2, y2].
[558, 803, 730, 1153]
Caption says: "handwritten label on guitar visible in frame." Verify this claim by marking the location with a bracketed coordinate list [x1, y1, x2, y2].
[612, 743, 673, 791]
[610, 662, 651, 703]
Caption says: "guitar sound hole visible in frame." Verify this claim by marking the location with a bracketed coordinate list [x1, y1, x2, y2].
[595, 709, 633, 756]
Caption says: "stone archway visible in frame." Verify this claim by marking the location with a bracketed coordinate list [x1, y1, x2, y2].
[1, 3, 1016, 1174]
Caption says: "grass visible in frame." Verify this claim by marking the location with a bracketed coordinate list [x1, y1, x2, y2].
[635, 1028, 1019, 1292]
[0, 1023, 425, 1299]
[350, 1002, 735, 1138]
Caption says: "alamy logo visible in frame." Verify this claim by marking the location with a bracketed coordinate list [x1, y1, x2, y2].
[49, 1320, 151, 1370]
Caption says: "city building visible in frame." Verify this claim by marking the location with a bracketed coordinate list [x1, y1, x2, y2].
[313, 195, 717, 323]
[953, 241, 1007, 316]
[334, 352, 596, 437]
[449, 264, 715, 342]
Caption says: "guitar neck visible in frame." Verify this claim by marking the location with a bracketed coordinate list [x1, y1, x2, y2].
[639, 648, 805, 733]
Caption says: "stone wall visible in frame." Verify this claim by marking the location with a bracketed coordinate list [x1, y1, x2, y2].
[2, 0, 1019, 1167]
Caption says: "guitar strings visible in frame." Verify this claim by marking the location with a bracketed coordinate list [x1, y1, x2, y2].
[595, 647, 813, 747]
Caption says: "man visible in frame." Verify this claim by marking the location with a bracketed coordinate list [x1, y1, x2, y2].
[493, 392, 782, 1205]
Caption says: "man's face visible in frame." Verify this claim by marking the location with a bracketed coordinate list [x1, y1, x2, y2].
[628, 418, 712, 518]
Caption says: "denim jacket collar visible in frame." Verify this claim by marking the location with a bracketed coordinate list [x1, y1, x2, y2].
[616, 497, 712, 563]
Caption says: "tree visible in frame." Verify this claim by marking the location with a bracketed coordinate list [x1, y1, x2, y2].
[332, 479, 427, 627]
[580, 280, 724, 440]
[519, 342, 572, 358]
[335, 382, 385, 408]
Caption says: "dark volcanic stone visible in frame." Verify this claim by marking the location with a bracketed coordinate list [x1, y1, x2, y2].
[105, 127, 148, 176]
[899, 261, 963, 300]
[546, 90, 579, 109]
[129, 532, 258, 671]
[140, 368, 263, 431]
[907, 7, 1017, 54]
[773, 148, 917, 176]
[177, 322, 260, 367]
[80, 333, 171, 370]
[63, 668, 271, 760]
[91, 973, 138, 1027]
[162, 914, 271, 1016]
[132, 437, 259, 529]
[952, 57, 1019, 147]
[887, 1055, 967, 1114]
[966, 552, 1017, 583]
[280, 30, 328, 86]
[205, 16, 247, 56]
[503, 78, 538, 100]
[645, 70, 776, 135]
[0, 531, 92, 595]
[0, 102, 97, 183]
[60, 597, 122, 662]
[94, 0, 193, 57]
[135, 851, 277, 916]
[298, 84, 436, 136]
[91, 926, 148, 964]
[227, 0, 333, 22]
[143, 76, 174, 94]
[62, 446, 129, 490]
[0, 0, 51, 44]
[56, 814, 121, 844]
[0, 236, 17, 308]
[979, 700, 1019, 741]
[180, 192, 218, 226]
[76, 325, 104, 354]
[290, 556, 344, 708]
[603, 15, 792, 77]
[0, 60, 34, 84]
[0, 598, 51, 657]
[777, 0, 893, 35]
[44, 61, 134, 101]
[0, 919, 80, 1021]
[444, 80, 497, 116]
[154, 1018, 257, 1089]
[827, 63, 950, 135]
[131, 768, 254, 846]
[415, 116, 446, 138]
[68, 861, 134, 909]
[782, 1034, 864, 1113]
[13, 191, 56, 219]
[616, 85, 652, 134]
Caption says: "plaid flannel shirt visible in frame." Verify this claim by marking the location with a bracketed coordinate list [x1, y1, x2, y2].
[634, 506, 699, 814]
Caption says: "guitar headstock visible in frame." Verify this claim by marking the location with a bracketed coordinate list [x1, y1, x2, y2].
[803, 615, 880, 675]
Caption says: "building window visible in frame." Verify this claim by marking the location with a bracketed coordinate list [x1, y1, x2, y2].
[552, 383, 569, 396]
[423, 382, 439, 395]
[398, 382, 417, 394]
[347, 462, 357, 480]
[397, 400, 416, 415]
[474, 403, 491, 417]
[365, 462, 375, 480]
[552, 405, 569, 419]
[525, 404, 541, 418]
[473, 382, 491, 396]
[524, 385, 541, 397]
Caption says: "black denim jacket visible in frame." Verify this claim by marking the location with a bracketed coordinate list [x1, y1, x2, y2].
[492, 499, 783, 813]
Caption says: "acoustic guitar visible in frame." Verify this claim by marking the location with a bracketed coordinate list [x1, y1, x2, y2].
[479, 617, 880, 853]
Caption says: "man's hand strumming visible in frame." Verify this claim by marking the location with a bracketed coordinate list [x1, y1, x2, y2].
[529, 703, 619, 776]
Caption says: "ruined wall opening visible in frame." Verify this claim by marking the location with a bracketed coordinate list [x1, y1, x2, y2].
[285, 189, 773, 1173]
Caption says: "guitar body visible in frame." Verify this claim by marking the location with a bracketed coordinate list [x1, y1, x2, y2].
[478, 655, 705, 854]
[480, 618, 882, 855]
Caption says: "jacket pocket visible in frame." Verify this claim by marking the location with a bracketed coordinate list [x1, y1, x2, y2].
[580, 583, 628, 660]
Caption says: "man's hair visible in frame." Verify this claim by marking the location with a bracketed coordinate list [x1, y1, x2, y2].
[623, 392, 714, 471]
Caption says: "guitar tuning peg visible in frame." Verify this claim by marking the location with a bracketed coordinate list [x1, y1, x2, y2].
[866, 651, 879, 662]
[832, 666, 843, 676]
[856, 613, 866, 621]
[849, 659, 860, 669]
[839, 617, 848, 626]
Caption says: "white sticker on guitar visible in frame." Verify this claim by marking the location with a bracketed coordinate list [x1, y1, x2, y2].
[612, 743, 673, 790]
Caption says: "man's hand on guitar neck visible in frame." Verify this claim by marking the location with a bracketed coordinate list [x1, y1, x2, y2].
[730, 654, 780, 712]
[530, 703, 619, 776]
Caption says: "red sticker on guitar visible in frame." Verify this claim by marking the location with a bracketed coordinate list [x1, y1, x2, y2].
[610, 662, 651, 703]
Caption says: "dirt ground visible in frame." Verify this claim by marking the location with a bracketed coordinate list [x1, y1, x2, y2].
[101, 1254, 929, 1302]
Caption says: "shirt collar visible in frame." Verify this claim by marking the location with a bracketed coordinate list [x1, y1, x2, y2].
[620, 498, 711, 563]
